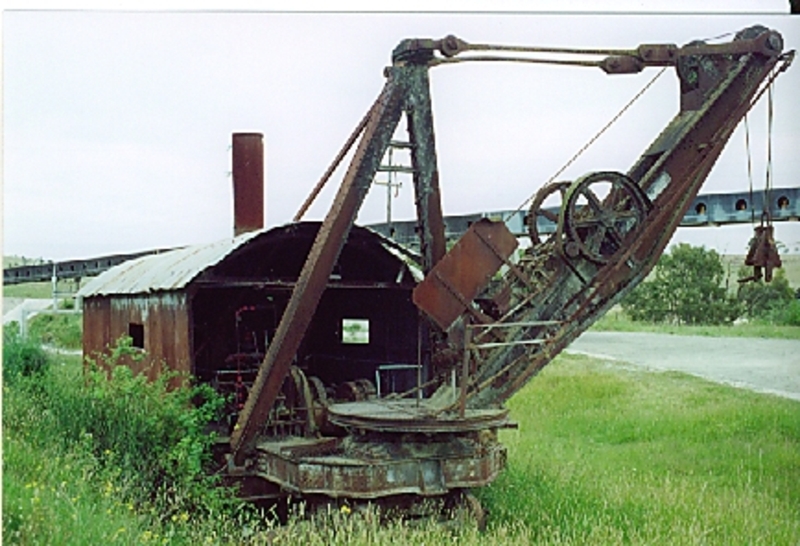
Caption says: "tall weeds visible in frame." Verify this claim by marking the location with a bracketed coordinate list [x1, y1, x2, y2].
[3, 334, 255, 543]
[4, 334, 799, 544]
[2, 326, 50, 384]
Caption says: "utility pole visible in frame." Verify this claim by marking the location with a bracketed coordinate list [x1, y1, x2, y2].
[374, 144, 407, 238]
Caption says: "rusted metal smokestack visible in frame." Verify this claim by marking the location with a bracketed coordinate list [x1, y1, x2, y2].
[232, 132, 265, 236]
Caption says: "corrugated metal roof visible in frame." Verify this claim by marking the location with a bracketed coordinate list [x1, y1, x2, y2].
[77, 224, 423, 298]
[77, 230, 263, 297]
[379, 240, 424, 282]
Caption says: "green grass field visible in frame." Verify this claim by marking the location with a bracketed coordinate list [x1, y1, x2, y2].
[3, 281, 53, 299]
[484, 354, 800, 543]
[592, 308, 800, 339]
[4, 349, 798, 544]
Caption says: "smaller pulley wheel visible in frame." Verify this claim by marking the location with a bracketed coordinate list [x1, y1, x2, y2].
[561, 171, 650, 264]
[526, 180, 572, 245]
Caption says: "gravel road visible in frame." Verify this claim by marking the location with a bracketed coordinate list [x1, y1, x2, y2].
[568, 331, 800, 401]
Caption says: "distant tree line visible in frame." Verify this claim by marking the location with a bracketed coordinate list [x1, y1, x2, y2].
[621, 243, 799, 326]
[3, 255, 49, 268]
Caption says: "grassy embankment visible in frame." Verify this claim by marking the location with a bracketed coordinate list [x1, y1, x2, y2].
[4, 344, 798, 544]
[4, 280, 83, 349]
[484, 354, 800, 543]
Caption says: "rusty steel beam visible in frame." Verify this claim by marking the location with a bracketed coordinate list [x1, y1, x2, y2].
[232, 49, 453, 463]
[230, 71, 409, 464]
[292, 103, 376, 222]
[405, 65, 447, 274]
[495, 52, 784, 404]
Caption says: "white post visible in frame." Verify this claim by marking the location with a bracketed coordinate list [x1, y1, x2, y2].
[51, 263, 58, 311]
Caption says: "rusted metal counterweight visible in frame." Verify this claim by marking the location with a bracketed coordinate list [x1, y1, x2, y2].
[413, 219, 518, 332]
[742, 224, 782, 282]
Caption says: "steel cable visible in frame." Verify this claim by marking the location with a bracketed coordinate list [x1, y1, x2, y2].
[745, 115, 755, 225]
[504, 66, 668, 223]
[764, 81, 774, 227]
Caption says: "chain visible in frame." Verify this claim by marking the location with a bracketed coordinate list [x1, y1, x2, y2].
[764, 79, 774, 227]
[744, 114, 755, 225]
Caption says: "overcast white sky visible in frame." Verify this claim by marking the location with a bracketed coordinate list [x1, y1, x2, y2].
[3, 4, 799, 261]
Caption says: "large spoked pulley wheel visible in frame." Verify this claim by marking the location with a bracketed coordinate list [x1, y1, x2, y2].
[560, 171, 650, 264]
[526, 180, 572, 245]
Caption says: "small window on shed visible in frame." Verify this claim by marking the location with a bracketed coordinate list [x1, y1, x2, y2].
[341, 319, 369, 345]
[129, 323, 145, 349]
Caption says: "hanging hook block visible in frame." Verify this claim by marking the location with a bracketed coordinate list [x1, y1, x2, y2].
[742, 225, 782, 283]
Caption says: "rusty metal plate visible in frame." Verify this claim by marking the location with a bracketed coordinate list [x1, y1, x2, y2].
[253, 436, 507, 499]
[412, 218, 518, 330]
[327, 400, 510, 433]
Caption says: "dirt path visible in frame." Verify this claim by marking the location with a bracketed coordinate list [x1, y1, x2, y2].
[3, 298, 53, 325]
[568, 331, 800, 402]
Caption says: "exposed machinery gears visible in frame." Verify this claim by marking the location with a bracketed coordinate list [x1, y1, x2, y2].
[559, 171, 650, 263]
[526, 180, 571, 245]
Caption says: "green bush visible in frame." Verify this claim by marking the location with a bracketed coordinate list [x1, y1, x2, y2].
[3, 327, 50, 384]
[80, 338, 226, 509]
[737, 268, 795, 320]
[769, 298, 800, 326]
[622, 244, 741, 325]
